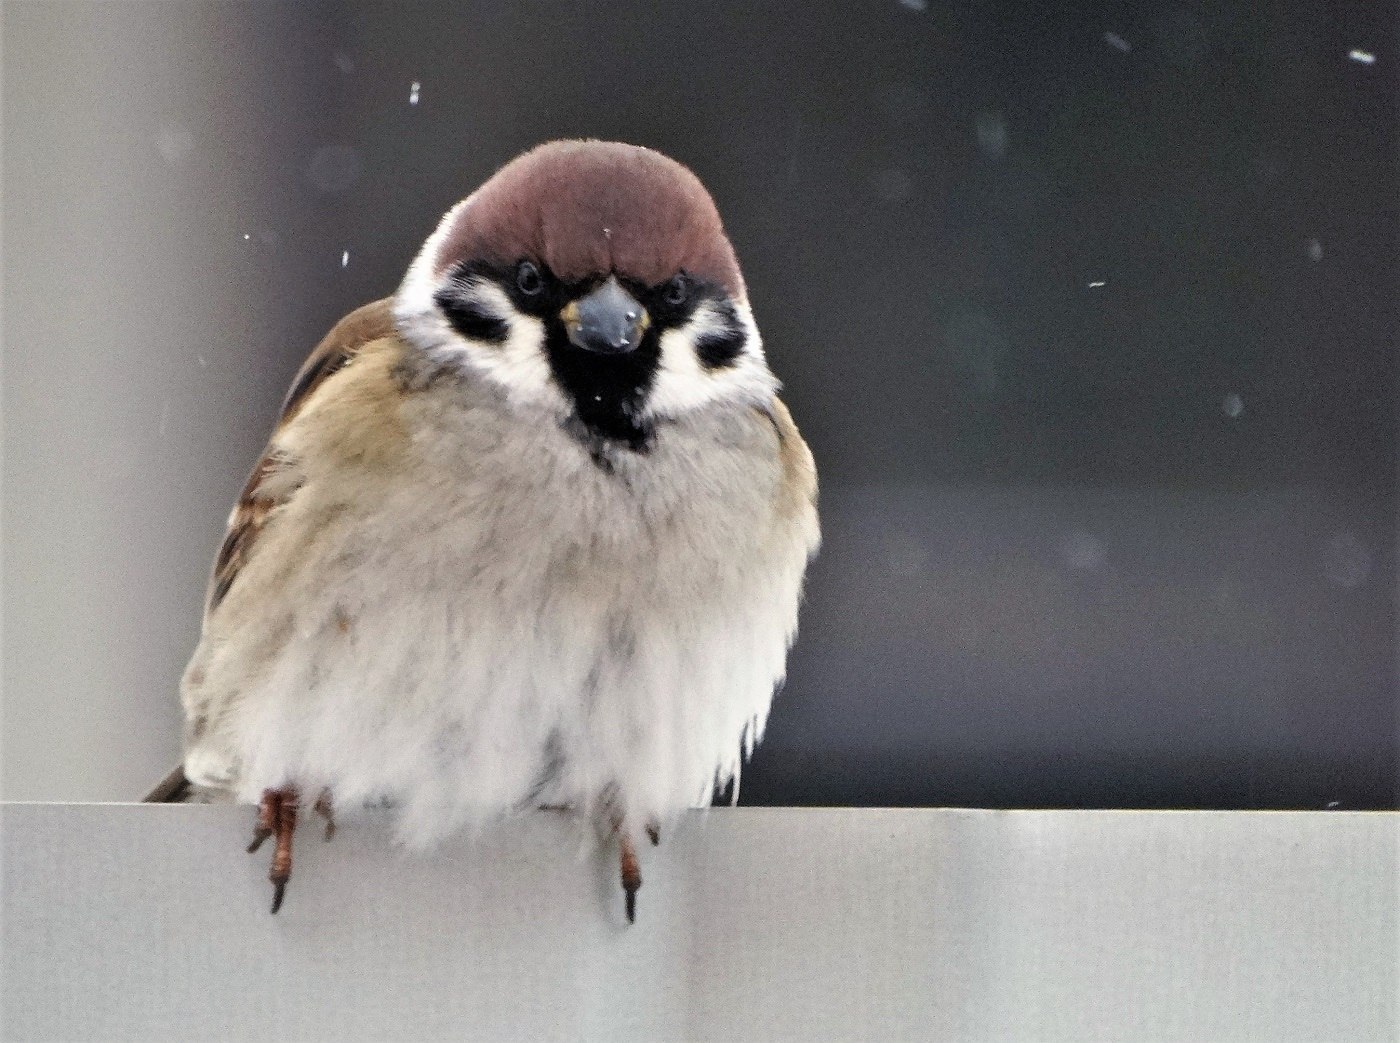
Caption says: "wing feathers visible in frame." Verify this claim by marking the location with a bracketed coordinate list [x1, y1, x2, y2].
[278, 299, 397, 423]
[762, 398, 818, 518]
[204, 299, 396, 617]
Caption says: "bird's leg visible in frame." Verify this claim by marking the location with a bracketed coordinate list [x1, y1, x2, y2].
[618, 830, 642, 924]
[645, 819, 660, 846]
[246, 789, 278, 853]
[246, 787, 301, 914]
[313, 789, 335, 841]
[603, 792, 643, 923]
[268, 789, 299, 914]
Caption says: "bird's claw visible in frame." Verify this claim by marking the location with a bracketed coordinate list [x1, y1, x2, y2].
[250, 787, 299, 914]
[619, 830, 642, 924]
[313, 789, 336, 842]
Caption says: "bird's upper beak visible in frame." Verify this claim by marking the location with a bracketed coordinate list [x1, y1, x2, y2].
[560, 277, 649, 354]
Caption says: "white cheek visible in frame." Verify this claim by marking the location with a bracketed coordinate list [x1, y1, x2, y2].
[452, 283, 557, 408]
[393, 196, 472, 351]
[395, 273, 563, 413]
[646, 301, 779, 418]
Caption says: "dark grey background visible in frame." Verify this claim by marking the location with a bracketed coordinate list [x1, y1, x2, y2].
[4, 1, 1395, 807]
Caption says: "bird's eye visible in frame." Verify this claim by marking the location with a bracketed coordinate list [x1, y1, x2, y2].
[663, 273, 690, 306]
[516, 261, 543, 296]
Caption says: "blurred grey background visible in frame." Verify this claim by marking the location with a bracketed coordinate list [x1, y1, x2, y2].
[3, 1, 1395, 807]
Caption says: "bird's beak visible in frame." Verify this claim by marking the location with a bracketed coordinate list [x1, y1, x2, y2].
[560, 277, 649, 354]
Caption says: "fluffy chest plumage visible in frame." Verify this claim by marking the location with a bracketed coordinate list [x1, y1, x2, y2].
[188, 373, 810, 843]
[353, 380, 786, 604]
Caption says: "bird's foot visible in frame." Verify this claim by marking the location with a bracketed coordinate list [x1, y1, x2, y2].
[619, 830, 642, 924]
[602, 797, 651, 923]
[246, 790, 276, 854]
[248, 787, 299, 913]
[313, 789, 335, 841]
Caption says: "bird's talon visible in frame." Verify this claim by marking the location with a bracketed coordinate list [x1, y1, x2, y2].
[619, 830, 642, 924]
[248, 788, 279, 852]
[314, 790, 336, 842]
[252, 787, 299, 915]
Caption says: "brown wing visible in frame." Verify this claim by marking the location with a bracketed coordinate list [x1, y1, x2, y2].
[204, 299, 397, 616]
[762, 397, 818, 519]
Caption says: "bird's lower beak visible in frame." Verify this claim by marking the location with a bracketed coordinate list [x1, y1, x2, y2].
[561, 278, 649, 354]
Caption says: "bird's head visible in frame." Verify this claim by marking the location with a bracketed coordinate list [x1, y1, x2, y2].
[394, 140, 776, 449]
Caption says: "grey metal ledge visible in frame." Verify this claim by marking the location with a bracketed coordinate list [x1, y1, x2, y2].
[3, 804, 1396, 1042]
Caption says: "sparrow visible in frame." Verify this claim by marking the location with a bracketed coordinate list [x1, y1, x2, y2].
[180, 139, 819, 921]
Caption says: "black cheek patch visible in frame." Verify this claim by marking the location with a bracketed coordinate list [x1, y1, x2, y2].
[693, 300, 747, 370]
[434, 287, 509, 344]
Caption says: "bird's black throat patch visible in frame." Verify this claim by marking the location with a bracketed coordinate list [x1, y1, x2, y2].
[544, 321, 659, 457]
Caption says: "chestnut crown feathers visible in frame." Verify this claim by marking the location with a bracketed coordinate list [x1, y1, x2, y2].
[433, 140, 745, 296]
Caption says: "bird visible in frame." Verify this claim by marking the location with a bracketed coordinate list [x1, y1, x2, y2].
[179, 139, 819, 921]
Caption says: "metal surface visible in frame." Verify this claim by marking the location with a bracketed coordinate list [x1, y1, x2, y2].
[3, 804, 1395, 1041]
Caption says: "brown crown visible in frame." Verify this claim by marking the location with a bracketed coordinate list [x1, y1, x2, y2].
[433, 140, 745, 298]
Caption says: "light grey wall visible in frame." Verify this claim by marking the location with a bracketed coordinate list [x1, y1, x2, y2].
[2, 3, 343, 799]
